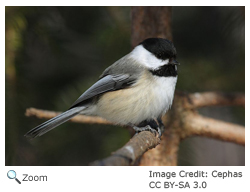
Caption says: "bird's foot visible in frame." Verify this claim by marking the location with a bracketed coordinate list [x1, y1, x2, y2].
[133, 125, 162, 138]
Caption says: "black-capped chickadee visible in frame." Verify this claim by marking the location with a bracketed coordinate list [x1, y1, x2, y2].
[25, 38, 179, 138]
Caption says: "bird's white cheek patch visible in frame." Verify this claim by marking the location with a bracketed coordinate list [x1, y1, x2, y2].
[130, 45, 169, 70]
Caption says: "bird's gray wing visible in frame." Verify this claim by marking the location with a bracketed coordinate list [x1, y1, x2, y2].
[69, 74, 136, 108]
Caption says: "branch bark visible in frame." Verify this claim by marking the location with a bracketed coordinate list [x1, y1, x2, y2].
[184, 113, 245, 145]
[184, 92, 245, 109]
[139, 127, 180, 166]
[90, 131, 160, 166]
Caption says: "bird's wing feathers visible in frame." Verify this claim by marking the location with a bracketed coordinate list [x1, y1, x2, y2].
[69, 74, 135, 108]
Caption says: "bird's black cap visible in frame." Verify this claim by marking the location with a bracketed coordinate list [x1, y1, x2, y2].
[140, 38, 177, 60]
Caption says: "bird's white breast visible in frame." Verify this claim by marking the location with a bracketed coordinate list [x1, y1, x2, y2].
[151, 75, 177, 116]
[95, 71, 177, 125]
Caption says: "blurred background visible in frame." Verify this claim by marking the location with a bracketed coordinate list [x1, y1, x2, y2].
[5, 6, 245, 166]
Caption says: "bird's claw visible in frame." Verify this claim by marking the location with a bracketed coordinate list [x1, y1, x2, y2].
[133, 125, 162, 138]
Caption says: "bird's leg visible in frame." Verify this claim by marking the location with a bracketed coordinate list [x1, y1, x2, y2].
[157, 117, 165, 134]
[132, 119, 163, 138]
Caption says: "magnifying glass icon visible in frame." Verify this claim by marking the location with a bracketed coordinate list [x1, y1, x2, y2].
[7, 170, 21, 184]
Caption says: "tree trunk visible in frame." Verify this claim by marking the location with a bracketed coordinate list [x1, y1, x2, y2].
[131, 6, 172, 47]
[131, 6, 178, 165]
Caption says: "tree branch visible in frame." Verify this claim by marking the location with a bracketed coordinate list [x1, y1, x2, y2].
[25, 91, 245, 165]
[183, 113, 245, 145]
[25, 108, 112, 125]
[138, 91, 245, 166]
[90, 131, 160, 166]
[26, 108, 161, 166]
[184, 92, 245, 109]
[139, 127, 180, 166]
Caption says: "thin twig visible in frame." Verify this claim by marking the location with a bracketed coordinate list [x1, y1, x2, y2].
[185, 92, 245, 109]
[90, 131, 160, 166]
[184, 113, 245, 145]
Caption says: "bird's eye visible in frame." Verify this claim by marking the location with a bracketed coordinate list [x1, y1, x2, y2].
[170, 57, 177, 61]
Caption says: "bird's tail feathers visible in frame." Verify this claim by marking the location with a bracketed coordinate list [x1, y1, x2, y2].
[25, 106, 86, 138]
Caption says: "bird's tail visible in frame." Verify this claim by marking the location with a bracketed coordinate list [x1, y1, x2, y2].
[25, 106, 86, 138]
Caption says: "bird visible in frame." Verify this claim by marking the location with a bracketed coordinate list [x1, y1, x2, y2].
[25, 38, 179, 138]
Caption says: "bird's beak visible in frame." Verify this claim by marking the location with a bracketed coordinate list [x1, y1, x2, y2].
[169, 60, 180, 65]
